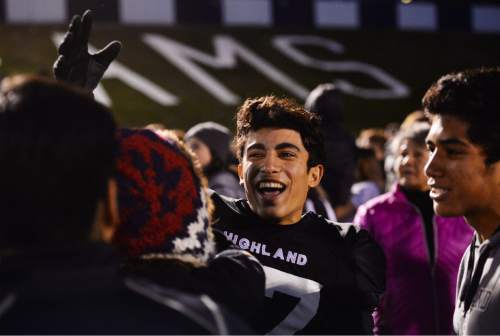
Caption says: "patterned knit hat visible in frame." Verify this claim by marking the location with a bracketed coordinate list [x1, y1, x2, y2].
[113, 128, 215, 264]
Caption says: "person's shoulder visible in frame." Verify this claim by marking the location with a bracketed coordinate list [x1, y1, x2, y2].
[357, 188, 401, 214]
[319, 218, 385, 265]
[209, 190, 248, 225]
[307, 212, 361, 239]
[209, 190, 241, 212]
[209, 172, 245, 199]
[209, 249, 264, 287]
[123, 276, 252, 334]
[365, 190, 395, 207]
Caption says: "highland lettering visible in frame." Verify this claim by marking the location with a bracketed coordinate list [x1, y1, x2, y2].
[223, 231, 308, 266]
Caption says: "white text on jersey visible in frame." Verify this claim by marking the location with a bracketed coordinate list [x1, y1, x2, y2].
[223, 231, 308, 266]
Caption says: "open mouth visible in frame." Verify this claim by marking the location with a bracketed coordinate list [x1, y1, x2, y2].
[257, 181, 286, 200]
[429, 187, 450, 201]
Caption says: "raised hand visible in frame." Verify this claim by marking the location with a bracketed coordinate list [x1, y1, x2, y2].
[53, 10, 122, 92]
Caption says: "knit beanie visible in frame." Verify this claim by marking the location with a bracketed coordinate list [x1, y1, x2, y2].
[184, 122, 233, 165]
[113, 128, 215, 264]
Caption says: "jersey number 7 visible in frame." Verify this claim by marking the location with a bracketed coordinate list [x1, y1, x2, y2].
[263, 266, 323, 334]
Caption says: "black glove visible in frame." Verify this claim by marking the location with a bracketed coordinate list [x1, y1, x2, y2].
[53, 9, 122, 92]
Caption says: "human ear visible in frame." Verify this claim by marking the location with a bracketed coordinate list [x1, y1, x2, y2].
[308, 164, 324, 188]
[237, 163, 245, 185]
[487, 161, 500, 186]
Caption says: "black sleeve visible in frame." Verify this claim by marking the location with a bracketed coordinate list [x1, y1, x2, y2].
[209, 191, 244, 254]
[212, 227, 236, 252]
[207, 191, 266, 321]
[122, 250, 265, 325]
[195, 249, 265, 323]
[344, 225, 386, 309]
[209, 190, 237, 223]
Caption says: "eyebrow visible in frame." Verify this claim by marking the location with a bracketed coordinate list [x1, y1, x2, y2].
[426, 137, 469, 147]
[247, 143, 266, 151]
[275, 142, 301, 151]
[438, 138, 469, 147]
[246, 142, 301, 152]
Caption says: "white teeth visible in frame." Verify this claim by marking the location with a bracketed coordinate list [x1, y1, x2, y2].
[430, 187, 448, 200]
[259, 182, 284, 189]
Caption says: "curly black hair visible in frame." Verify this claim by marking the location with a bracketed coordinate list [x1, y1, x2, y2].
[422, 67, 500, 164]
[235, 95, 325, 168]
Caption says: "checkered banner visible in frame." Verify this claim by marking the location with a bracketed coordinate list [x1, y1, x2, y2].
[0, 0, 499, 33]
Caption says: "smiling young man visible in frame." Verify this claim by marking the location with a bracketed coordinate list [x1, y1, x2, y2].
[423, 68, 500, 335]
[211, 96, 385, 334]
[51, 12, 384, 333]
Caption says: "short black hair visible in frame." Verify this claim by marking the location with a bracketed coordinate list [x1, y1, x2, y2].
[423, 67, 500, 164]
[235, 96, 325, 168]
[0, 75, 117, 249]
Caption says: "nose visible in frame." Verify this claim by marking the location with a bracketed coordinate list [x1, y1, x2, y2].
[424, 150, 441, 178]
[261, 153, 280, 174]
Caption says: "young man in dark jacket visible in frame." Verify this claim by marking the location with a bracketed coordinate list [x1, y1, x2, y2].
[211, 96, 385, 334]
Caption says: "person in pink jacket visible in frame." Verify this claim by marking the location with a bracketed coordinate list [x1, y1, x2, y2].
[354, 122, 473, 334]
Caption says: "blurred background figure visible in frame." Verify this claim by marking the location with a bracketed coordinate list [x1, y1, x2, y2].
[356, 128, 388, 188]
[354, 122, 473, 334]
[384, 110, 430, 190]
[356, 128, 387, 163]
[400, 110, 429, 131]
[384, 122, 400, 140]
[305, 83, 357, 221]
[349, 147, 384, 214]
[326, 146, 384, 222]
[185, 121, 244, 199]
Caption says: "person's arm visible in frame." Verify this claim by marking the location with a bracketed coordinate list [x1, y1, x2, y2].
[53, 10, 121, 92]
[353, 203, 372, 232]
[196, 249, 265, 322]
[336, 222, 386, 309]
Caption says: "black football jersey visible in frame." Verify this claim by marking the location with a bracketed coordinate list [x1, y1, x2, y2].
[212, 193, 386, 334]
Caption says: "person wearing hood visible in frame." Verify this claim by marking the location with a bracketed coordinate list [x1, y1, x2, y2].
[305, 83, 357, 221]
[0, 76, 244, 334]
[185, 121, 245, 199]
[113, 127, 265, 326]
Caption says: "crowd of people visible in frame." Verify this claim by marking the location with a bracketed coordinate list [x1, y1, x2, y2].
[0, 10, 499, 335]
